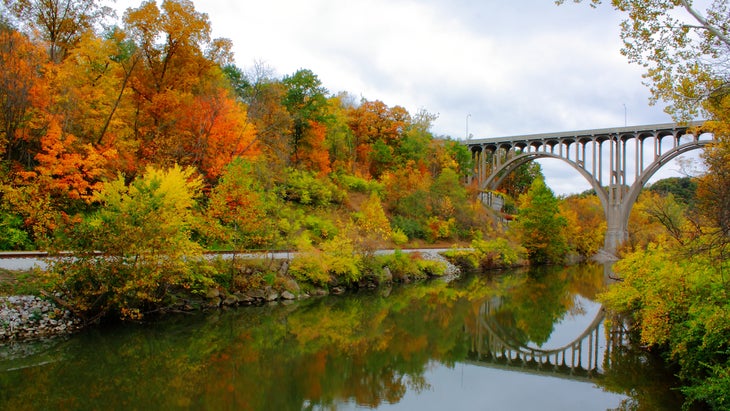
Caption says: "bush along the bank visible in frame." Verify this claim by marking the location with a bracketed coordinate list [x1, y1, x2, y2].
[443, 234, 527, 272]
[208, 249, 454, 305]
[1, 248, 456, 342]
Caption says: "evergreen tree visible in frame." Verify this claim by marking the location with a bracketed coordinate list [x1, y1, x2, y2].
[513, 177, 568, 265]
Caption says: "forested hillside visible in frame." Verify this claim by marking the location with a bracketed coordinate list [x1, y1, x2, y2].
[0, 0, 496, 253]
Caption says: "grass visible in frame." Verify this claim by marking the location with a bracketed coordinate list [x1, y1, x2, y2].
[0, 268, 46, 296]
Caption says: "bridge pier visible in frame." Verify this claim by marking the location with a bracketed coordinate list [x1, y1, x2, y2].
[604, 207, 628, 255]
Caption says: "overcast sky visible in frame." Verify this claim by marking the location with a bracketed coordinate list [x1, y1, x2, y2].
[112, 0, 699, 195]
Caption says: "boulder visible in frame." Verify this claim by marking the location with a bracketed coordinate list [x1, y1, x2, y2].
[223, 295, 239, 306]
[278, 261, 289, 276]
[381, 267, 393, 283]
[234, 293, 254, 304]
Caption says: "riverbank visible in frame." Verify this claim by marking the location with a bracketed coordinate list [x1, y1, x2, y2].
[1, 250, 460, 343]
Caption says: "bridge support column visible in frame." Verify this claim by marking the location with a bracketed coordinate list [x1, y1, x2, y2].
[604, 203, 628, 255]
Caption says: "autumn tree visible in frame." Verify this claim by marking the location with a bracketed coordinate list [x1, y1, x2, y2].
[18, 115, 115, 204]
[560, 194, 606, 257]
[296, 119, 330, 175]
[178, 83, 259, 181]
[49, 31, 134, 150]
[237, 62, 292, 177]
[347, 99, 410, 178]
[50, 164, 211, 321]
[695, 134, 730, 254]
[353, 191, 392, 251]
[123, 0, 238, 170]
[513, 177, 568, 264]
[281, 69, 330, 170]
[381, 161, 432, 240]
[0, 25, 47, 166]
[2, 0, 114, 62]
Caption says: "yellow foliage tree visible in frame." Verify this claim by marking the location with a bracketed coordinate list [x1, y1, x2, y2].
[49, 164, 211, 321]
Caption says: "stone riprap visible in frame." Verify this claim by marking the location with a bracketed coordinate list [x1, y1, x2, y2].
[420, 251, 461, 279]
[0, 295, 81, 341]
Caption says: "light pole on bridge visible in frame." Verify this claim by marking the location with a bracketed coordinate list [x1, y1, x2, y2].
[466, 113, 472, 140]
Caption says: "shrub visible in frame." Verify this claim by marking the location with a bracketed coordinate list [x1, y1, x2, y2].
[334, 173, 383, 194]
[303, 214, 338, 241]
[472, 236, 526, 268]
[391, 227, 409, 246]
[0, 212, 32, 250]
[379, 250, 425, 281]
[417, 259, 447, 277]
[392, 216, 426, 240]
[283, 168, 345, 206]
[47, 165, 213, 321]
[289, 233, 362, 287]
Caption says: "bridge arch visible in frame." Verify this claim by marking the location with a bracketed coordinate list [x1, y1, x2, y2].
[619, 140, 713, 239]
[481, 152, 609, 214]
[473, 297, 609, 376]
[466, 122, 712, 253]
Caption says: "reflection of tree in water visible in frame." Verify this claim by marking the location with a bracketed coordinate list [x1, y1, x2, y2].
[599, 328, 687, 411]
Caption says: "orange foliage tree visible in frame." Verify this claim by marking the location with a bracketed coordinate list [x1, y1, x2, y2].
[123, 0, 237, 171]
[347, 99, 410, 178]
[0, 27, 48, 166]
[180, 87, 258, 181]
[296, 120, 330, 175]
[20, 116, 116, 203]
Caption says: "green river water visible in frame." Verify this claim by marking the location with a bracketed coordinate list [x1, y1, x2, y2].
[0, 263, 684, 410]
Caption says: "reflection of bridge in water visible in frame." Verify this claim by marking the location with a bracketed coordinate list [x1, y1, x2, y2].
[468, 297, 627, 381]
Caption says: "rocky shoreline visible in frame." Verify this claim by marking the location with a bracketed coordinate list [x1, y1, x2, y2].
[0, 295, 82, 342]
[1, 251, 461, 343]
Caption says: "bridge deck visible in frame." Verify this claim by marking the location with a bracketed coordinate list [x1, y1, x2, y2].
[462, 359, 602, 382]
[466, 121, 704, 145]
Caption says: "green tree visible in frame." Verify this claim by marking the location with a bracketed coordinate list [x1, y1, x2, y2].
[648, 177, 697, 206]
[513, 177, 568, 264]
[502, 160, 543, 200]
[281, 68, 330, 166]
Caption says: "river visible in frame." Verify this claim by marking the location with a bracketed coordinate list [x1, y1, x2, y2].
[0, 263, 684, 410]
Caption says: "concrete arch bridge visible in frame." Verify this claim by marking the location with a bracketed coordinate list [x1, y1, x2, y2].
[465, 122, 713, 253]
